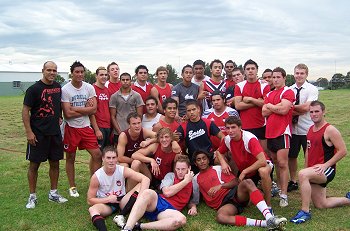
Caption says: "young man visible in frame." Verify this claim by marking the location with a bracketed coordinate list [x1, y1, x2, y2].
[142, 96, 162, 129]
[153, 98, 180, 134]
[116, 112, 156, 167]
[262, 69, 274, 91]
[172, 64, 200, 118]
[290, 101, 350, 224]
[199, 59, 226, 112]
[190, 150, 287, 230]
[202, 90, 239, 150]
[176, 99, 224, 172]
[226, 67, 245, 108]
[191, 59, 210, 86]
[23, 61, 67, 208]
[288, 64, 318, 192]
[109, 72, 144, 143]
[131, 128, 180, 189]
[150, 66, 173, 113]
[105, 62, 121, 95]
[235, 59, 270, 152]
[90, 67, 111, 150]
[121, 155, 194, 231]
[224, 61, 238, 106]
[215, 116, 273, 209]
[87, 146, 150, 231]
[262, 67, 295, 207]
[61, 61, 102, 198]
[132, 65, 153, 113]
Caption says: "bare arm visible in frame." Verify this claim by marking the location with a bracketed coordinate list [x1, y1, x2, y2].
[90, 115, 103, 140]
[264, 99, 293, 115]
[323, 125, 347, 167]
[234, 95, 255, 110]
[117, 133, 133, 164]
[110, 107, 121, 135]
[262, 103, 272, 117]
[239, 152, 267, 181]
[87, 174, 119, 205]
[162, 170, 194, 198]
[22, 105, 37, 146]
[123, 166, 150, 193]
[242, 97, 264, 107]
[150, 87, 163, 114]
[73, 97, 97, 115]
[197, 83, 207, 100]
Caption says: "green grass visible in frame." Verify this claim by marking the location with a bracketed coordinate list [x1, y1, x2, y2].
[1, 90, 350, 230]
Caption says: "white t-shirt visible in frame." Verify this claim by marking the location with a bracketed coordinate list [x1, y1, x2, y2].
[61, 81, 96, 128]
[142, 113, 162, 129]
[95, 165, 126, 198]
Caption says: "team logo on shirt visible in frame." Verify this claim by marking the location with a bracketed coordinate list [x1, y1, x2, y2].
[156, 157, 162, 165]
[188, 129, 205, 140]
[116, 180, 121, 186]
[184, 94, 194, 100]
[98, 93, 109, 101]
[307, 140, 311, 149]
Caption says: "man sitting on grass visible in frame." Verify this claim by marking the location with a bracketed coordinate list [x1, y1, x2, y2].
[190, 150, 287, 230]
[87, 146, 150, 231]
[290, 100, 350, 224]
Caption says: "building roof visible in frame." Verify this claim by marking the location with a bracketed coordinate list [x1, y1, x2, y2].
[0, 63, 68, 73]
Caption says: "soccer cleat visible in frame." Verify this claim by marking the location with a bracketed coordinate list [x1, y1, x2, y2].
[26, 195, 37, 209]
[49, 192, 68, 203]
[271, 182, 280, 197]
[287, 181, 299, 192]
[113, 214, 125, 228]
[290, 210, 311, 224]
[279, 196, 288, 207]
[345, 191, 350, 199]
[69, 187, 79, 197]
[267, 215, 287, 230]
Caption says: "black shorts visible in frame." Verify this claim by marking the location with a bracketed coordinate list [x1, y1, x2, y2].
[267, 134, 290, 153]
[288, 134, 307, 158]
[26, 134, 63, 163]
[312, 167, 336, 188]
[245, 126, 266, 140]
[106, 203, 121, 214]
[220, 186, 248, 214]
[97, 128, 111, 150]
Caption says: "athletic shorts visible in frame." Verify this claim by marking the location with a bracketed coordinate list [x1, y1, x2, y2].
[26, 134, 63, 163]
[220, 186, 248, 214]
[144, 195, 176, 221]
[63, 124, 99, 153]
[288, 134, 307, 158]
[245, 126, 266, 140]
[267, 134, 290, 153]
[97, 127, 111, 150]
[106, 203, 121, 214]
[312, 167, 336, 188]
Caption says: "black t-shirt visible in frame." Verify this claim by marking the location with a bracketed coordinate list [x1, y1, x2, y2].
[23, 80, 62, 135]
[177, 118, 220, 161]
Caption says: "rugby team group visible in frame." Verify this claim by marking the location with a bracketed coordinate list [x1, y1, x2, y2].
[22, 58, 350, 231]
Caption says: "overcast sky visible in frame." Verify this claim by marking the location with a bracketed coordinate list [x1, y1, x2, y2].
[1, 0, 349, 80]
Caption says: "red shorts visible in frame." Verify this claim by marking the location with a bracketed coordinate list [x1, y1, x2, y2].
[63, 124, 99, 153]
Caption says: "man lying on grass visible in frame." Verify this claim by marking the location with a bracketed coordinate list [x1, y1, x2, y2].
[87, 146, 150, 231]
[190, 150, 287, 230]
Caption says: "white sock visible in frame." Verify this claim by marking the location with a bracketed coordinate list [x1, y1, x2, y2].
[30, 193, 37, 198]
[50, 189, 58, 195]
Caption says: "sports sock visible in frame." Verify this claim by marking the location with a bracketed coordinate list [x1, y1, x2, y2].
[235, 215, 267, 227]
[120, 191, 139, 216]
[250, 189, 272, 220]
[92, 214, 107, 231]
[50, 189, 58, 195]
[30, 193, 37, 198]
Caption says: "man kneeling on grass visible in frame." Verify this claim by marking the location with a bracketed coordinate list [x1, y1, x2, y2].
[87, 146, 150, 231]
[121, 155, 195, 231]
[190, 150, 287, 230]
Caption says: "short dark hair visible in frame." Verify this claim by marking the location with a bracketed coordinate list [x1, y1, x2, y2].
[210, 90, 226, 102]
[70, 61, 85, 73]
[102, 145, 116, 158]
[107, 62, 118, 72]
[263, 68, 273, 74]
[120, 72, 131, 80]
[310, 100, 325, 111]
[233, 67, 244, 74]
[185, 99, 200, 108]
[182, 64, 193, 74]
[192, 149, 212, 163]
[96, 66, 106, 75]
[193, 59, 205, 67]
[273, 67, 286, 77]
[225, 116, 242, 127]
[225, 60, 237, 68]
[210, 59, 223, 69]
[135, 65, 149, 74]
[145, 95, 158, 105]
[243, 59, 258, 70]
[162, 97, 178, 110]
[126, 112, 142, 124]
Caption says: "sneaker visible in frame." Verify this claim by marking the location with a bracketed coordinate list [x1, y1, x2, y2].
[267, 215, 287, 230]
[287, 181, 299, 192]
[268, 207, 275, 217]
[25, 195, 37, 209]
[69, 187, 79, 197]
[49, 192, 68, 203]
[271, 182, 280, 197]
[279, 196, 288, 207]
[134, 222, 142, 231]
[113, 214, 125, 228]
[345, 191, 350, 199]
[290, 210, 311, 224]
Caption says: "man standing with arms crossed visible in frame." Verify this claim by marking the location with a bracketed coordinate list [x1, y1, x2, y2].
[62, 61, 102, 197]
[287, 64, 318, 192]
[262, 67, 295, 207]
[23, 61, 68, 208]
[105, 62, 121, 95]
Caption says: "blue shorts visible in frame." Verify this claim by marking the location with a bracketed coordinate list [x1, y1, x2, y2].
[144, 195, 176, 221]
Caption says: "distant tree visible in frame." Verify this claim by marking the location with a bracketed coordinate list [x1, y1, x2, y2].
[315, 77, 329, 88]
[204, 62, 211, 77]
[166, 64, 181, 85]
[329, 73, 345, 89]
[148, 73, 156, 84]
[286, 74, 295, 87]
[84, 69, 96, 84]
[55, 74, 65, 84]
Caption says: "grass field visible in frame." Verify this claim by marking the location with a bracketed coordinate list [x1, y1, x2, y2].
[1, 89, 350, 231]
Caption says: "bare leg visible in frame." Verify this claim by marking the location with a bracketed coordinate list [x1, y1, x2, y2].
[288, 157, 298, 182]
[48, 160, 59, 190]
[216, 203, 239, 225]
[28, 162, 40, 193]
[258, 165, 272, 206]
[276, 148, 289, 195]
[128, 160, 152, 191]
[312, 184, 350, 208]
[141, 209, 186, 230]
[65, 152, 76, 187]
[87, 148, 102, 176]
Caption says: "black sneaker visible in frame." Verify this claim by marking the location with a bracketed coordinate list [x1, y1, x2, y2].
[287, 181, 298, 192]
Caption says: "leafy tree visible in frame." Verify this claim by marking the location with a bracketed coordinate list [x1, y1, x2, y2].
[315, 78, 329, 88]
[55, 74, 65, 84]
[286, 74, 295, 87]
[204, 62, 211, 77]
[84, 69, 96, 84]
[166, 64, 181, 85]
[329, 73, 345, 89]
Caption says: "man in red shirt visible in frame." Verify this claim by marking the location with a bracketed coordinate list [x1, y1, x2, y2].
[262, 67, 295, 208]
[121, 155, 194, 231]
[150, 66, 173, 114]
[190, 150, 287, 229]
[105, 62, 121, 95]
[91, 67, 111, 150]
[132, 65, 153, 113]
[290, 101, 350, 224]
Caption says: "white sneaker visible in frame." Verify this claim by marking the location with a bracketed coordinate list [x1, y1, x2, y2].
[49, 192, 68, 203]
[279, 196, 288, 207]
[113, 214, 126, 228]
[267, 215, 287, 230]
[26, 195, 37, 209]
[69, 187, 79, 197]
